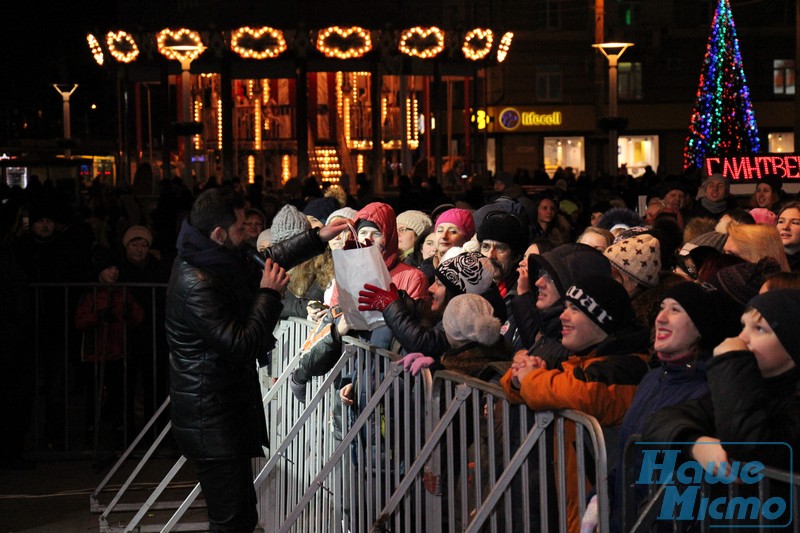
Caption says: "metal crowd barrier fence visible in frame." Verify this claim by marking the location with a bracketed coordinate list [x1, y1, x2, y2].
[25, 282, 168, 459]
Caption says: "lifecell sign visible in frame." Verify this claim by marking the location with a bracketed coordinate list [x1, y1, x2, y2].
[704, 155, 800, 180]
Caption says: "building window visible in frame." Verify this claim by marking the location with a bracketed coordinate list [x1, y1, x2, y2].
[774, 60, 795, 95]
[618, 62, 642, 100]
[534, 0, 563, 29]
[536, 65, 562, 102]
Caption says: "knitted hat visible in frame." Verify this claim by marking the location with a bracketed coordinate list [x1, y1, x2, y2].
[702, 173, 730, 193]
[92, 246, 121, 278]
[476, 211, 529, 258]
[443, 293, 502, 347]
[123, 225, 153, 247]
[271, 204, 311, 244]
[256, 229, 271, 251]
[304, 197, 339, 225]
[396, 210, 433, 237]
[326, 206, 357, 225]
[435, 251, 493, 296]
[711, 258, 783, 309]
[529, 243, 612, 297]
[27, 203, 57, 225]
[604, 234, 661, 288]
[597, 207, 644, 233]
[756, 174, 783, 194]
[747, 289, 800, 363]
[679, 231, 727, 256]
[663, 281, 740, 352]
[749, 208, 777, 226]
[434, 208, 476, 240]
[563, 275, 634, 334]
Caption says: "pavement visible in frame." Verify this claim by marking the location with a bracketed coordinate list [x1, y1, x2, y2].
[0, 454, 200, 533]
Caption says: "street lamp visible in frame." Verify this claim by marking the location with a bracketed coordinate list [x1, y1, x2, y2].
[157, 29, 206, 188]
[593, 42, 633, 177]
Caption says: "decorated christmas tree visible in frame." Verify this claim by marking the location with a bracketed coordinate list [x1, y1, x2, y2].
[683, 0, 760, 171]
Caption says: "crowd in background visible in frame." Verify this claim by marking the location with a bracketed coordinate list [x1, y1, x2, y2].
[2, 163, 800, 530]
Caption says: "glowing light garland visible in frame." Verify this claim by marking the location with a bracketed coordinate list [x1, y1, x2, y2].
[462, 29, 494, 60]
[157, 28, 205, 63]
[231, 26, 287, 59]
[106, 31, 139, 63]
[496, 32, 514, 63]
[398, 27, 445, 58]
[683, 0, 760, 171]
[316, 26, 372, 59]
[87, 34, 104, 65]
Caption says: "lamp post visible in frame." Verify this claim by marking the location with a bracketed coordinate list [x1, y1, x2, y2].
[593, 42, 633, 177]
[53, 84, 78, 158]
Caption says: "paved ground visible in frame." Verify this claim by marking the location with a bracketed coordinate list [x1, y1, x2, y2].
[0, 454, 200, 533]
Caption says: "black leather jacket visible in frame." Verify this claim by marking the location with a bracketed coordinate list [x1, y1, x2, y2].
[167, 224, 326, 460]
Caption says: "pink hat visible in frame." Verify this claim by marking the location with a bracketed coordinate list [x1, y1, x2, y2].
[434, 208, 475, 240]
[749, 208, 777, 226]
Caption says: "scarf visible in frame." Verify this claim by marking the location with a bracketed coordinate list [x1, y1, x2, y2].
[176, 219, 247, 276]
[700, 197, 728, 215]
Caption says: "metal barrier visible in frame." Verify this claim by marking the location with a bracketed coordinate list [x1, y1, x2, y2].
[24, 281, 168, 458]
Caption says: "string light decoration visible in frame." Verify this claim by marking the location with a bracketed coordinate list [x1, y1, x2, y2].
[216, 98, 223, 150]
[231, 26, 287, 59]
[496, 32, 513, 63]
[193, 99, 203, 150]
[87, 34, 104, 66]
[281, 154, 291, 183]
[248, 155, 255, 184]
[462, 29, 494, 60]
[316, 26, 372, 59]
[684, 0, 760, 171]
[106, 31, 140, 63]
[254, 95, 262, 149]
[398, 27, 445, 58]
[157, 28, 206, 63]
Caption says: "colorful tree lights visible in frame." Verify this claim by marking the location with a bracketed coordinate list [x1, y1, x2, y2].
[683, 0, 760, 171]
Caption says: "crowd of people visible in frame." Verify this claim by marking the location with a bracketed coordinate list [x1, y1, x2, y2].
[3, 164, 800, 530]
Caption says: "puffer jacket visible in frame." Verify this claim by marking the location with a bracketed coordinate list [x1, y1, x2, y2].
[167, 220, 326, 460]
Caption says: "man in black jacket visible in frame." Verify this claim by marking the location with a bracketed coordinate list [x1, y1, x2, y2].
[165, 188, 349, 531]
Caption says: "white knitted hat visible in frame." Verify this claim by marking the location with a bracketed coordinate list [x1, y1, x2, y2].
[396, 210, 432, 237]
[443, 293, 501, 347]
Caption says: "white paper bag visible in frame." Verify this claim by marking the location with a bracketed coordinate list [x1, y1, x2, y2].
[332, 243, 392, 331]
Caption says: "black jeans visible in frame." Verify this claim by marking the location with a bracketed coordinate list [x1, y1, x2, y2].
[194, 457, 258, 532]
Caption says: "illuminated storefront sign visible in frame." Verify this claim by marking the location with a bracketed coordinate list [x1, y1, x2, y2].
[704, 155, 800, 180]
[494, 107, 564, 132]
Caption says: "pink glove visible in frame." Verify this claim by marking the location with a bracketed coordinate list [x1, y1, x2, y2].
[410, 355, 434, 376]
[398, 352, 425, 373]
[358, 283, 400, 312]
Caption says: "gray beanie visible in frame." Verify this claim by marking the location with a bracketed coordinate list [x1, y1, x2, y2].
[443, 293, 501, 347]
[326, 206, 357, 225]
[271, 204, 311, 244]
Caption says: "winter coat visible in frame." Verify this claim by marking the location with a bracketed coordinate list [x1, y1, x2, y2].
[167, 220, 327, 460]
[643, 351, 800, 472]
[610, 358, 710, 532]
[381, 293, 449, 357]
[501, 327, 650, 533]
[75, 286, 145, 361]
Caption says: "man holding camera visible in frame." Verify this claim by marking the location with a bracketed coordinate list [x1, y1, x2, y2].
[165, 188, 349, 531]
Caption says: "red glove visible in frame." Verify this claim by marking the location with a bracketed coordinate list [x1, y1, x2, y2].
[358, 283, 400, 312]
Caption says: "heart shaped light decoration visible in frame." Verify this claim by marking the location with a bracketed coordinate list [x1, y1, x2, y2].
[398, 26, 444, 59]
[316, 26, 372, 59]
[231, 26, 287, 59]
[462, 28, 494, 60]
[106, 31, 140, 63]
[157, 28, 206, 63]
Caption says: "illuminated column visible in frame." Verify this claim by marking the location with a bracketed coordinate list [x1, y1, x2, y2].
[593, 42, 633, 177]
[52, 84, 78, 158]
